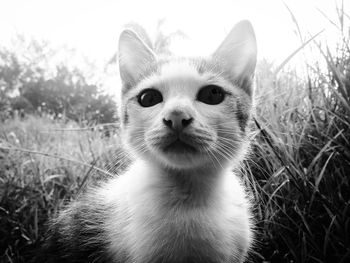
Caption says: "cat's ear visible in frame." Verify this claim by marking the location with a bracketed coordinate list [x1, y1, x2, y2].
[213, 20, 257, 81]
[118, 29, 156, 88]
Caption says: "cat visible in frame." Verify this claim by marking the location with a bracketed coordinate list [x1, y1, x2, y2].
[42, 20, 257, 263]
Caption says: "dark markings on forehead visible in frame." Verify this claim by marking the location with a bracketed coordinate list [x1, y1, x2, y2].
[191, 57, 222, 76]
[121, 56, 253, 97]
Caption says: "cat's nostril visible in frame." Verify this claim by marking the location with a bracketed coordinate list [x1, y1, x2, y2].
[182, 118, 193, 127]
[163, 118, 173, 128]
[163, 116, 193, 131]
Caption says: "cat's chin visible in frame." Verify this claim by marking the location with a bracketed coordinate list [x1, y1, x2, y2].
[148, 148, 208, 170]
[162, 139, 197, 154]
[143, 135, 216, 169]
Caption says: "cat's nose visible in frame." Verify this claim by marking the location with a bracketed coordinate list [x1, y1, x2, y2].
[163, 111, 193, 132]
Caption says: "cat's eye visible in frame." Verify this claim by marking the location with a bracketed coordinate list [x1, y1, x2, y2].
[138, 89, 163, 107]
[197, 85, 225, 105]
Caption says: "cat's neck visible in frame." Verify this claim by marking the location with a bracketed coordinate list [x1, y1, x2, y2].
[130, 159, 231, 207]
[165, 166, 225, 206]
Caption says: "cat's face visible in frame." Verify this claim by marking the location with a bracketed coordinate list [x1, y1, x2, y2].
[118, 21, 257, 170]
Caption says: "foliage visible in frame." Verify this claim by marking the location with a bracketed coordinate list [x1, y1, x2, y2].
[245, 5, 350, 262]
[0, 37, 118, 125]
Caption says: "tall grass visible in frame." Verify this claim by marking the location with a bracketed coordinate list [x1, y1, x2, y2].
[247, 5, 350, 262]
[0, 115, 121, 262]
[1, 5, 350, 263]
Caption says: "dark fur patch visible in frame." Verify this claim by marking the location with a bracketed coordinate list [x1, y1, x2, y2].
[236, 100, 250, 132]
[123, 107, 129, 125]
[193, 58, 222, 76]
[40, 197, 113, 263]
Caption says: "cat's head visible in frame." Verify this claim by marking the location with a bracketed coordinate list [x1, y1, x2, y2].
[118, 21, 257, 170]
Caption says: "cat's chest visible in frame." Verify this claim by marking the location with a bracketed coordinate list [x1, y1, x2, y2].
[128, 197, 233, 262]
[124, 178, 237, 262]
[105, 162, 250, 262]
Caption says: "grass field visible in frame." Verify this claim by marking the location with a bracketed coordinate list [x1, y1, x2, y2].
[0, 116, 122, 261]
[1, 10, 350, 263]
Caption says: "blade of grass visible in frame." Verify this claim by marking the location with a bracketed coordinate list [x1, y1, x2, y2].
[282, 1, 303, 42]
[308, 152, 335, 211]
[307, 129, 343, 172]
[323, 215, 336, 256]
[0, 145, 114, 177]
[274, 30, 324, 75]
[317, 7, 341, 31]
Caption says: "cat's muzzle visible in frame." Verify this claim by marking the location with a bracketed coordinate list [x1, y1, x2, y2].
[162, 132, 198, 154]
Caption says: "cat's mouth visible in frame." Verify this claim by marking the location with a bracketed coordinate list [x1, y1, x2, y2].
[162, 138, 197, 154]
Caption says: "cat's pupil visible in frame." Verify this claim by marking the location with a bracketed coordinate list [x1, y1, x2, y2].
[138, 89, 163, 107]
[197, 85, 225, 105]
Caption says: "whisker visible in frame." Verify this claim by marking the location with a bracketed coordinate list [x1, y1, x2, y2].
[206, 145, 223, 170]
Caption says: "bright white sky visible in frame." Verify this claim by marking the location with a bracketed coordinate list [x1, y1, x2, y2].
[0, 0, 346, 93]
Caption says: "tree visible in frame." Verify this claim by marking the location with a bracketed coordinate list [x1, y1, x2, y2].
[0, 36, 118, 124]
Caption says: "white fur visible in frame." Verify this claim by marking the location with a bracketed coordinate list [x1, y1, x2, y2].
[101, 159, 252, 262]
[114, 47, 254, 263]
[112, 20, 257, 262]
